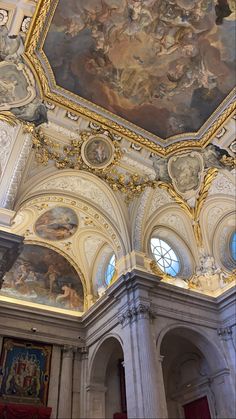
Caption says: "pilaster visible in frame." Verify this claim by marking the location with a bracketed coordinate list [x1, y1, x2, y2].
[80, 346, 89, 419]
[58, 345, 75, 419]
[47, 345, 61, 419]
[86, 383, 107, 419]
[119, 303, 162, 419]
[72, 349, 81, 419]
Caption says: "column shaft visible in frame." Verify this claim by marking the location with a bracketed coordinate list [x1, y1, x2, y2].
[47, 345, 61, 419]
[135, 315, 159, 418]
[120, 304, 167, 419]
[58, 346, 74, 419]
[72, 351, 81, 419]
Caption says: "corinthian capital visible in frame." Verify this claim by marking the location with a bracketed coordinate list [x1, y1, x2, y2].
[118, 303, 155, 326]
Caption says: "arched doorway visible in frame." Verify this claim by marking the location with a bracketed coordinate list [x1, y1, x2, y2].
[159, 327, 234, 419]
[89, 337, 127, 419]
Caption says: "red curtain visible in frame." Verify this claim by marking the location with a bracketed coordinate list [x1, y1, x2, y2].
[0, 403, 51, 419]
[113, 413, 127, 419]
[183, 396, 211, 419]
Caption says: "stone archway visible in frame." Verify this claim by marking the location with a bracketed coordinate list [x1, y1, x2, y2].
[159, 326, 234, 419]
[88, 336, 125, 419]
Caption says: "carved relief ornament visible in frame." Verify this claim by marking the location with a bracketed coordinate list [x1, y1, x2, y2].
[168, 152, 204, 199]
[118, 304, 155, 326]
[0, 61, 36, 111]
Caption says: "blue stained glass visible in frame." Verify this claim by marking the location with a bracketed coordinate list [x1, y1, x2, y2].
[230, 232, 236, 261]
[151, 238, 180, 277]
[105, 254, 116, 285]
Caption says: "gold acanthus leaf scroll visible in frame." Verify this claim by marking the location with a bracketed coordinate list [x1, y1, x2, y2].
[193, 167, 218, 245]
[0, 113, 18, 126]
[32, 126, 122, 172]
[223, 269, 236, 284]
[220, 155, 236, 168]
[31, 124, 156, 202]
[150, 260, 173, 281]
[157, 168, 218, 246]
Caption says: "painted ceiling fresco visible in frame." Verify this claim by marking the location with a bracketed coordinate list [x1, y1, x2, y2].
[43, 0, 236, 139]
[35, 207, 78, 241]
[1, 244, 84, 312]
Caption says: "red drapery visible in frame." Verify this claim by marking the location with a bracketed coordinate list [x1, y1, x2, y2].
[0, 403, 51, 419]
[113, 413, 127, 419]
[183, 396, 211, 419]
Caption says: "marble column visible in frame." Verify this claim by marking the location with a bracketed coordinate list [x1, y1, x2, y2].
[134, 304, 160, 418]
[119, 304, 164, 419]
[47, 345, 61, 419]
[80, 347, 89, 419]
[58, 346, 74, 419]
[216, 327, 236, 418]
[210, 371, 236, 419]
[72, 349, 81, 419]
[218, 326, 236, 374]
[120, 313, 141, 418]
[156, 355, 168, 419]
[86, 384, 107, 419]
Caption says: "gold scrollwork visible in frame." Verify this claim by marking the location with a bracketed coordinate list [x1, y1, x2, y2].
[157, 168, 218, 246]
[220, 155, 236, 168]
[0, 112, 18, 126]
[32, 126, 122, 172]
[32, 124, 157, 201]
[223, 269, 236, 284]
[150, 260, 170, 281]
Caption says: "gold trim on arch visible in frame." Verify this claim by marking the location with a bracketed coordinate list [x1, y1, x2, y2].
[24, 0, 236, 155]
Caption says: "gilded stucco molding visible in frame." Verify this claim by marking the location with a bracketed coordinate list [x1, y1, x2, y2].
[151, 257, 235, 291]
[156, 168, 218, 247]
[31, 125, 157, 202]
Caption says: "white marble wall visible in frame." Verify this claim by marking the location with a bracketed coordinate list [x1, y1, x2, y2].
[0, 121, 32, 212]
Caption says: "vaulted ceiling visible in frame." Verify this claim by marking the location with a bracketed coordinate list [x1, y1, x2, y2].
[25, 0, 236, 150]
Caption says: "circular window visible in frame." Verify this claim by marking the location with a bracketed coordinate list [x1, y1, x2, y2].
[151, 238, 180, 277]
[105, 254, 116, 285]
[230, 232, 236, 261]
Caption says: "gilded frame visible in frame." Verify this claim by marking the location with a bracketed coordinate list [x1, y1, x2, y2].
[24, 0, 236, 156]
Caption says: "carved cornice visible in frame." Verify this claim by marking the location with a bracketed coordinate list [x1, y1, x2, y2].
[118, 303, 155, 326]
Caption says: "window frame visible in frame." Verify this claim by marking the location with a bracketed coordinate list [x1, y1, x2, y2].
[229, 231, 236, 263]
[105, 253, 116, 286]
[150, 236, 181, 277]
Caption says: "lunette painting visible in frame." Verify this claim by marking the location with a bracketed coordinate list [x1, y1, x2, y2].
[0, 338, 52, 405]
[35, 206, 78, 241]
[43, 0, 236, 139]
[0, 244, 84, 312]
